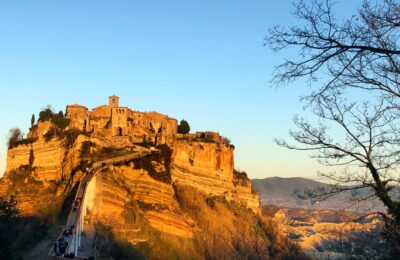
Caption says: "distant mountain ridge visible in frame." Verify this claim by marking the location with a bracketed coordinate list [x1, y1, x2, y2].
[252, 177, 384, 212]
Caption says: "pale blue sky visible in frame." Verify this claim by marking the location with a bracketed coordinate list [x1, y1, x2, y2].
[0, 0, 360, 179]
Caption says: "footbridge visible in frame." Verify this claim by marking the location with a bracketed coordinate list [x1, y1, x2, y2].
[49, 148, 157, 259]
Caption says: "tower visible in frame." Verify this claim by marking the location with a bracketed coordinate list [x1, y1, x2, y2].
[109, 95, 119, 107]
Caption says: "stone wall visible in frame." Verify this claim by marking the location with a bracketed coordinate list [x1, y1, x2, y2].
[66, 105, 89, 130]
[111, 107, 128, 136]
[66, 98, 178, 145]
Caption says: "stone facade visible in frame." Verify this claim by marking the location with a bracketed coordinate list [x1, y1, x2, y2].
[66, 96, 178, 145]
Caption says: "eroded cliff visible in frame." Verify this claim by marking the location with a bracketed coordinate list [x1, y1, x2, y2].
[0, 116, 306, 259]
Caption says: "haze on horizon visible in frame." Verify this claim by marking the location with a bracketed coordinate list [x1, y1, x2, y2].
[0, 0, 360, 180]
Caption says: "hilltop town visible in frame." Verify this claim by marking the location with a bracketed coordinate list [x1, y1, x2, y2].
[0, 96, 304, 259]
[66, 95, 178, 145]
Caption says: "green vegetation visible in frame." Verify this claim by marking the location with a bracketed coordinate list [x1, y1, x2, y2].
[0, 196, 20, 259]
[43, 127, 56, 141]
[37, 106, 70, 130]
[14, 137, 38, 148]
[131, 145, 173, 184]
[0, 162, 81, 259]
[7, 128, 23, 148]
[80, 140, 96, 157]
[7, 166, 43, 195]
[30, 114, 35, 128]
[173, 184, 308, 259]
[0, 196, 52, 260]
[51, 117, 70, 130]
[222, 136, 231, 145]
[233, 169, 249, 186]
[94, 222, 146, 260]
[38, 106, 53, 122]
[59, 128, 83, 147]
[0, 196, 19, 220]
[83, 146, 135, 161]
[177, 119, 190, 134]
[43, 127, 82, 149]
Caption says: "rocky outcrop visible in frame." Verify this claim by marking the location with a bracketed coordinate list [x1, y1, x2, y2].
[1, 116, 270, 258]
[5, 139, 65, 182]
[170, 139, 260, 212]
[89, 165, 194, 239]
[0, 124, 88, 215]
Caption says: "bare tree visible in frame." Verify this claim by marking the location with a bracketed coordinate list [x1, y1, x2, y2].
[275, 91, 400, 210]
[266, 0, 400, 101]
[275, 91, 400, 253]
[266, 0, 400, 253]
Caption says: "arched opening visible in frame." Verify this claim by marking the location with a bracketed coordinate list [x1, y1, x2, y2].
[200, 133, 206, 139]
[117, 127, 123, 136]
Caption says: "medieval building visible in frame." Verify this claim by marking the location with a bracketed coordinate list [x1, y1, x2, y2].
[66, 96, 177, 145]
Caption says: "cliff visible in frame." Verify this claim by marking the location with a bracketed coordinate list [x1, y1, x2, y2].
[0, 109, 306, 259]
[170, 140, 260, 211]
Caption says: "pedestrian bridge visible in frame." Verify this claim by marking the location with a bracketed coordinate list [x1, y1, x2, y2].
[49, 149, 156, 259]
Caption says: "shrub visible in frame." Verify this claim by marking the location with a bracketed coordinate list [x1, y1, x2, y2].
[7, 128, 23, 148]
[177, 119, 190, 134]
[38, 106, 54, 122]
[173, 184, 309, 260]
[30, 114, 35, 127]
[80, 141, 96, 157]
[133, 153, 172, 184]
[222, 136, 231, 145]
[11, 137, 38, 148]
[0, 196, 19, 220]
[44, 127, 56, 141]
[58, 129, 82, 148]
[233, 170, 249, 186]
[94, 222, 146, 260]
[173, 185, 269, 259]
[51, 117, 70, 130]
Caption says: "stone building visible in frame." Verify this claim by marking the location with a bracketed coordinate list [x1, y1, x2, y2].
[66, 96, 177, 145]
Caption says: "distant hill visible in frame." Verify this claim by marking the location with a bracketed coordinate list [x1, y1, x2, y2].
[252, 177, 384, 212]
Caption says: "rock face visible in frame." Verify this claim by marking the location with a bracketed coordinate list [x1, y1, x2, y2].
[89, 165, 194, 238]
[0, 128, 87, 215]
[83, 139, 260, 244]
[6, 139, 65, 181]
[170, 140, 260, 212]
[0, 101, 300, 260]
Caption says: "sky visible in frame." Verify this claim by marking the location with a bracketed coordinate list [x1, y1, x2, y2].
[0, 0, 361, 180]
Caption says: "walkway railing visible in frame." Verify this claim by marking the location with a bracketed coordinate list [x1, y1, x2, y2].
[49, 148, 157, 258]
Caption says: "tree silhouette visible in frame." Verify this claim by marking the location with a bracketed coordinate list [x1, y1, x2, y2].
[266, 0, 400, 254]
[178, 120, 190, 134]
